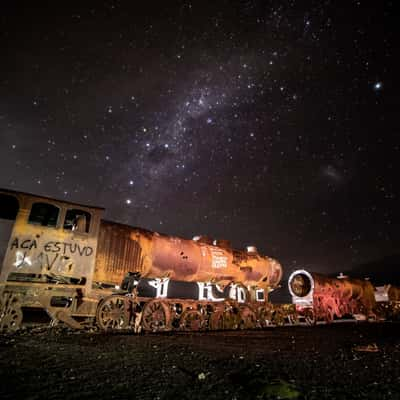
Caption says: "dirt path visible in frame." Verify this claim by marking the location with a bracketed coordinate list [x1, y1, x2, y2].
[1, 323, 400, 399]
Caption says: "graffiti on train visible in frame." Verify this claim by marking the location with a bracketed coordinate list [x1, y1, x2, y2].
[9, 237, 93, 272]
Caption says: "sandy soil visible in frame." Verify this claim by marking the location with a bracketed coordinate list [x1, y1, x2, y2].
[1, 322, 399, 399]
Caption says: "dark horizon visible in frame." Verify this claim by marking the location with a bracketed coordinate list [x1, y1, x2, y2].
[1, 2, 397, 275]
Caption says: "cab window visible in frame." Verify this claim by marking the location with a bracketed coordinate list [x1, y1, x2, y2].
[28, 202, 59, 228]
[64, 209, 91, 233]
[0, 194, 19, 220]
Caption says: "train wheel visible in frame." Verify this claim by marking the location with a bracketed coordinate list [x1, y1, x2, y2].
[225, 307, 242, 329]
[96, 295, 131, 332]
[257, 306, 272, 328]
[239, 306, 257, 329]
[180, 310, 204, 331]
[325, 308, 334, 323]
[0, 293, 22, 332]
[304, 309, 316, 326]
[287, 313, 299, 325]
[349, 299, 358, 315]
[272, 309, 285, 326]
[209, 311, 225, 330]
[324, 300, 336, 323]
[142, 300, 170, 332]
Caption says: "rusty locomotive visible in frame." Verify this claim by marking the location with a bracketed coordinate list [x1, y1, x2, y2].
[0, 188, 285, 332]
[1, 188, 398, 333]
[288, 269, 400, 324]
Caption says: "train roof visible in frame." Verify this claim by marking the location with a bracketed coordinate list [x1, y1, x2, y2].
[0, 187, 105, 211]
[100, 218, 156, 235]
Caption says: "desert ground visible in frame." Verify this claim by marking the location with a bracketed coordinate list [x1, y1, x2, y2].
[1, 322, 399, 399]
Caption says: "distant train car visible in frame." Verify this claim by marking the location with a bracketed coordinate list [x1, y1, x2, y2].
[288, 269, 400, 323]
[0, 188, 282, 332]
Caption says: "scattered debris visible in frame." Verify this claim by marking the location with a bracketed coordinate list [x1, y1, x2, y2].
[256, 379, 301, 399]
[354, 343, 379, 352]
[198, 372, 207, 380]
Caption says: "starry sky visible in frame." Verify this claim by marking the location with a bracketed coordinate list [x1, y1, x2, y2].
[0, 1, 397, 276]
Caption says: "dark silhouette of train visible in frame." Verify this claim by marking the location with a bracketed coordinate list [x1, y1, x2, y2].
[0, 188, 398, 332]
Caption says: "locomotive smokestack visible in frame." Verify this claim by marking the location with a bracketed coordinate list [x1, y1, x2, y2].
[213, 239, 231, 248]
[246, 246, 258, 254]
[192, 235, 213, 245]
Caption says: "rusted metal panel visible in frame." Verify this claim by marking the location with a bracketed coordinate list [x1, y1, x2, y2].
[0, 190, 102, 296]
[388, 285, 400, 302]
[0, 188, 106, 331]
[143, 232, 282, 288]
[93, 221, 282, 289]
[151, 234, 233, 282]
[93, 221, 146, 284]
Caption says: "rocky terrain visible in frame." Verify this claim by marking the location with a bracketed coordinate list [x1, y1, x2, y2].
[1, 322, 399, 399]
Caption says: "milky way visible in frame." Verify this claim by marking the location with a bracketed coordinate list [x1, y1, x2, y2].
[0, 1, 397, 275]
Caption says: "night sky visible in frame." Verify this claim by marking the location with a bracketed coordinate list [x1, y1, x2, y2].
[0, 1, 397, 276]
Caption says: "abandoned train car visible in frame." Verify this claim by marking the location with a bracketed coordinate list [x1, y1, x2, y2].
[288, 269, 400, 324]
[0, 188, 283, 332]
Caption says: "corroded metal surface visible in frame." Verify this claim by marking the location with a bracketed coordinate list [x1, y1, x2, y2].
[289, 270, 380, 321]
[0, 189, 102, 295]
[0, 188, 105, 331]
[94, 221, 146, 284]
[388, 285, 400, 302]
[0, 292, 23, 331]
[94, 220, 282, 290]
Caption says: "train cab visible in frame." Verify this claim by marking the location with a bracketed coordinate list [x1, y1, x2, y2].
[0, 188, 104, 330]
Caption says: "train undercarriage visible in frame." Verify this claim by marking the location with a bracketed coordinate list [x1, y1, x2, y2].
[0, 286, 298, 333]
[2, 288, 399, 333]
[95, 295, 298, 333]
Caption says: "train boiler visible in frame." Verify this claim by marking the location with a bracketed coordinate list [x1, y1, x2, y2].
[94, 222, 283, 331]
[95, 221, 282, 291]
[0, 188, 283, 332]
